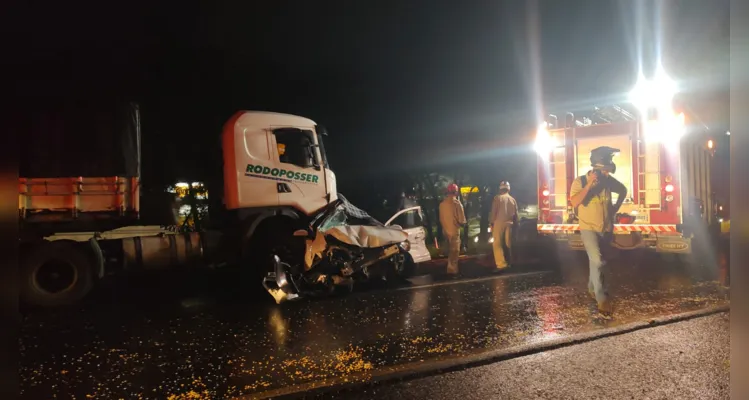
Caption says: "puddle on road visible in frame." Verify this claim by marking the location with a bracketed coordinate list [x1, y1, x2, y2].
[20, 262, 729, 400]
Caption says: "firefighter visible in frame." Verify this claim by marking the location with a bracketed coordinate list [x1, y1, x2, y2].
[490, 181, 518, 270]
[439, 183, 467, 276]
[569, 146, 627, 316]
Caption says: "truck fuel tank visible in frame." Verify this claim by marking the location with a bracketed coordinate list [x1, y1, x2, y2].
[121, 232, 204, 271]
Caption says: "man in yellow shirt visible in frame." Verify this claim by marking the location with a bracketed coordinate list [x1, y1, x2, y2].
[570, 146, 627, 316]
[439, 183, 467, 276]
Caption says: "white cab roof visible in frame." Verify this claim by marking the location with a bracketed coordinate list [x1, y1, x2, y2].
[234, 111, 317, 129]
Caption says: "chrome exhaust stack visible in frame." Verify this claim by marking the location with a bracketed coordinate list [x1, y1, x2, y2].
[262, 255, 300, 304]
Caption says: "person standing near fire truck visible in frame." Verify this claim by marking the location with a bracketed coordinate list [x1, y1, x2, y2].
[439, 183, 467, 276]
[490, 181, 518, 270]
[569, 146, 627, 316]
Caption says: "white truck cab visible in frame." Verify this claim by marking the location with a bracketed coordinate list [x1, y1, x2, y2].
[222, 111, 338, 215]
[19, 108, 431, 308]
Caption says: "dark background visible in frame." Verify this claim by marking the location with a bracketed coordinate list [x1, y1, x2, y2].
[10, 0, 730, 207]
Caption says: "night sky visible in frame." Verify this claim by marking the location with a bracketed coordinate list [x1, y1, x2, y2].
[12, 0, 729, 205]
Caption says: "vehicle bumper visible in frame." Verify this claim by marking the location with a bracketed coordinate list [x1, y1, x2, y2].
[539, 225, 691, 254]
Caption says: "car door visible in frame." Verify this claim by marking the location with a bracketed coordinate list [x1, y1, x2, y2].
[385, 206, 432, 263]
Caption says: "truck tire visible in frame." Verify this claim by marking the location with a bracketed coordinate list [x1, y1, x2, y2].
[389, 251, 416, 280]
[20, 241, 95, 308]
[244, 218, 301, 285]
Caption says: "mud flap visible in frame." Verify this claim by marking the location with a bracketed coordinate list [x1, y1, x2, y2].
[567, 235, 585, 251]
[610, 232, 642, 250]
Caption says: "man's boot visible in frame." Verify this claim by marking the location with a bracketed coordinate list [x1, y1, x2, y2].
[598, 299, 613, 317]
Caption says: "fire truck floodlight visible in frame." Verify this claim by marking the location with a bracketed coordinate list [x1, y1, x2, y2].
[628, 67, 677, 114]
[534, 122, 556, 155]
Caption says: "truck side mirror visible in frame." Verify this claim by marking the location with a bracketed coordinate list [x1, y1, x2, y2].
[309, 145, 322, 170]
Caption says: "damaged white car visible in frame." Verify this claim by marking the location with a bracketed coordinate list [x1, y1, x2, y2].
[263, 196, 431, 303]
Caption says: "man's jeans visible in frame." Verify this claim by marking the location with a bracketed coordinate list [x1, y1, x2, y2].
[580, 230, 608, 303]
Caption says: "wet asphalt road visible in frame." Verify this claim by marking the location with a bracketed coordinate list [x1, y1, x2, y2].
[20, 251, 729, 399]
[332, 312, 730, 400]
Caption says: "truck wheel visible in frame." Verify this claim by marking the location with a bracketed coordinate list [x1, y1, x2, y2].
[389, 251, 416, 280]
[20, 242, 94, 308]
[245, 219, 301, 283]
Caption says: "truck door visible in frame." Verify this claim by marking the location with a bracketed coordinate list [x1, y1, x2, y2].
[385, 207, 432, 264]
[271, 127, 329, 215]
[230, 125, 279, 209]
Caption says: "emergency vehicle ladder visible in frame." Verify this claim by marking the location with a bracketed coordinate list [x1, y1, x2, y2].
[544, 126, 567, 219]
[636, 130, 662, 212]
[637, 139, 647, 207]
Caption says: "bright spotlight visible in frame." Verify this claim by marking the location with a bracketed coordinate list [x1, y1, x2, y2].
[628, 67, 678, 114]
[534, 122, 556, 155]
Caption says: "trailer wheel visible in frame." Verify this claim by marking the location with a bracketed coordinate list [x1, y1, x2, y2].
[20, 242, 94, 308]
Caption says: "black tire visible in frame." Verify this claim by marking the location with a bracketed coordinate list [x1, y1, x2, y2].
[20, 241, 95, 308]
[390, 251, 417, 280]
[243, 219, 302, 288]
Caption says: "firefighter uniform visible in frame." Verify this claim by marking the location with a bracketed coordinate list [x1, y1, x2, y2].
[439, 184, 466, 275]
[490, 181, 518, 269]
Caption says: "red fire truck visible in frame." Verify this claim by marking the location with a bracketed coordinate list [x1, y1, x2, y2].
[533, 76, 716, 254]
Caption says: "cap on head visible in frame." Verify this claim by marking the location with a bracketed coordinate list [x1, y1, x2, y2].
[447, 183, 459, 195]
[499, 181, 511, 191]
